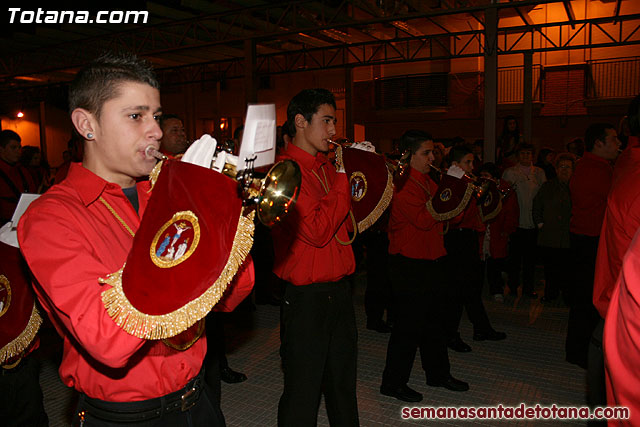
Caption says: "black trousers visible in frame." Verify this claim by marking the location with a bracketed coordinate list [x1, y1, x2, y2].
[485, 256, 508, 296]
[507, 227, 537, 294]
[566, 233, 601, 367]
[381, 255, 450, 387]
[444, 228, 492, 338]
[540, 246, 571, 300]
[0, 355, 48, 427]
[278, 280, 359, 427]
[362, 229, 393, 325]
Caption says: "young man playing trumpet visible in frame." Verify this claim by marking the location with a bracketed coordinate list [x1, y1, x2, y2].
[18, 52, 251, 426]
[380, 130, 468, 403]
[271, 88, 359, 426]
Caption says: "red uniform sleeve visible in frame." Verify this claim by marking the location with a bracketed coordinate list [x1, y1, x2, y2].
[18, 201, 147, 369]
[213, 255, 255, 312]
[284, 170, 352, 248]
[394, 180, 440, 231]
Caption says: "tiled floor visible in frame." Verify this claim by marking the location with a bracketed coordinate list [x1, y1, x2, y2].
[38, 272, 588, 426]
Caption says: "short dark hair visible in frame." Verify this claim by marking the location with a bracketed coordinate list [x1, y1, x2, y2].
[585, 123, 615, 152]
[159, 114, 182, 128]
[554, 152, 576, 169]
[399, 130, 432, 155]
[286, 89, 336, 137]
[69, 51, 159, 119]
[0, 130, 21, 148]
[478, 162, 501, 179]
[449, 144, 473, 164]
[628, 93, 640, 137]
[515, 143, 535, 154]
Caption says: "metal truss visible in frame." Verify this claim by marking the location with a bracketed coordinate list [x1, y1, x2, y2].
[154, 12, 640, 85]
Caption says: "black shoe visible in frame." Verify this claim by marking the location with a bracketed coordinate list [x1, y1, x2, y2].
[366, 321, 392, 333]
[447, 337, 472, 353]
[380, 384, 423, 402]
[220, 367, 247, 384]
[473, 329, 507, 341]
[427, 375, 469, 392]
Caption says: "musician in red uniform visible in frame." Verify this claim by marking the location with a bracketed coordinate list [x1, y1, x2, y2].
[593, 95, 640, 413]
[18, 52, 251, 426]
[444, 146, 507, 354]
[380, 130, 468, 404]
[271, 89, 358, 426]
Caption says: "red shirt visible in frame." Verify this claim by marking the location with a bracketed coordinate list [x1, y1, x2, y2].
[0, 159, 36, 223]
[271, 144, 355, 286]
[569, 152, 613, 236]
[18, 163, 249, 401]
[603, 228, 640, 426]
[388, 167, 446, 260]
[593, 136, 640, 318]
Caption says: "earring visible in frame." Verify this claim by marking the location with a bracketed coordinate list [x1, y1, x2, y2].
[87, 133, 93, 139]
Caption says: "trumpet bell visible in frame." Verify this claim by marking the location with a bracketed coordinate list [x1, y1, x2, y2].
[257, 159, 302, 227]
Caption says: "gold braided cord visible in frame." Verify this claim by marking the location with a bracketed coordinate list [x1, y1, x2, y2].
[479, 199, 503, 223]
[425, 183, 474, 222]
[312, 166, 357, 245]
[0, 303, 42, 365]
[99, 197, 135, 237]
[356, 168, 393, 233]
[100, 211, 255, 340]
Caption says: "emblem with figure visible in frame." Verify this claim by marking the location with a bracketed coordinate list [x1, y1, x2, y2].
[350, 171, 367, 202]
[150, 211, 201, 268]
[0, 275, 11, 317]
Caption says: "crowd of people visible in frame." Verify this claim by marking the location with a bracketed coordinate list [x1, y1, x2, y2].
[1, 50, 639, 426]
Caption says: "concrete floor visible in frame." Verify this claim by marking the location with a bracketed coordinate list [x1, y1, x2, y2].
[36, 271, 589, 426]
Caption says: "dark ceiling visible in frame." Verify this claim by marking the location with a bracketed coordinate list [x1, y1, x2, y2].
[0, 0, 635, 114]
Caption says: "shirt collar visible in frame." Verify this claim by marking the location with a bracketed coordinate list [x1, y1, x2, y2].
[282, 143, 329, 171]
[65, 163, 114, 207]
[582, 151, 610, 166]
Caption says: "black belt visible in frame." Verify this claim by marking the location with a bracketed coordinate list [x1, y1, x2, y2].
[79, 368, 204, 423]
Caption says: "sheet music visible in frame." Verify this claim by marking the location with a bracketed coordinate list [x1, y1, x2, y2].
[238, 104, 276, 170]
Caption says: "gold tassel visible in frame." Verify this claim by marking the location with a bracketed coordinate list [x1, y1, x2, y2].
[148, 160, 164, 191]
[0, 303, 42, 364]
[357, 168, 394, 233]
[101, 211, 255, 340]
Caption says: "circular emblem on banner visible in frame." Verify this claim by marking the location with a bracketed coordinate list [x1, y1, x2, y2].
[350, 171, 368, 202]
[440, 188, 452, 202]
[483, 191, 493, 207]
[150, 211, 201, 269]
[0, 275, 11, 318]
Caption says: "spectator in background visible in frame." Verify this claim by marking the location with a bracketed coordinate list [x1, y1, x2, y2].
[19, 146, 49, 193]
[159, 114, 189, 157]
[566, 138, 585, 159]
[478, 163, 519, 302]
[54, 132, 84, 184]
[497, 115, 522, 169]
[502, 143, 546, 298]
[533, 153, 575, 303]
[0, 130, 37, 223]
[535, 147, 556, 181]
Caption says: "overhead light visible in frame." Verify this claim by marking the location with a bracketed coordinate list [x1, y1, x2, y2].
[16, 111, 24, 118]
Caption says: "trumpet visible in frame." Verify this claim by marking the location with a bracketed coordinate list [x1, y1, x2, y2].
[145, 145, 301, 227]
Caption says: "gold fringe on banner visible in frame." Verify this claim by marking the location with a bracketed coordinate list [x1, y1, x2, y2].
[0, 303, 42, 365]
[426, 184, 474, 222]
[148, 160, 164, 191]
[357, 168, 394, 233]
[480, 199, 503, 223]
[100, 211, 255, 340]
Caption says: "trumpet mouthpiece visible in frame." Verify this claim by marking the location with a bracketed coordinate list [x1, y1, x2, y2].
[145, 145, 167, 161]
